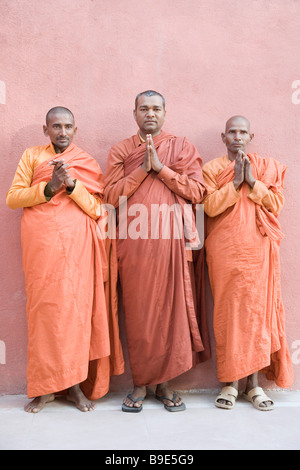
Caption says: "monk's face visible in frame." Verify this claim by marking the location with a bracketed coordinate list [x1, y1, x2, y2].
[134, 94, 166, 138]
[43, 111, 77, 153]
[221, 117, 253, 156]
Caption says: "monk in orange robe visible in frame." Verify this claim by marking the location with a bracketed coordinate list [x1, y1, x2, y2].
[104, 90, 210, 412]
[203, 115, 293, 411]
[6, 107, 124, 413]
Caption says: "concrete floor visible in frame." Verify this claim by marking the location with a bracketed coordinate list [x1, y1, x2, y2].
[0, 390, 300, 450]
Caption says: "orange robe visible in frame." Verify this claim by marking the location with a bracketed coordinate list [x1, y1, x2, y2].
[6, 143, 124, 399]
[203, 153, 293, 387]
[104, 131, 210, 386]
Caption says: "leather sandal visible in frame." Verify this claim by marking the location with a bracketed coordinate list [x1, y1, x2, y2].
[242, 387, 275, 411]
[215, 386, 238, 410]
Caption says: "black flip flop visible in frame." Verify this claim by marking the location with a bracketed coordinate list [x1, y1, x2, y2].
[122, 393, 144, 413]
[155, 393, 186, 412]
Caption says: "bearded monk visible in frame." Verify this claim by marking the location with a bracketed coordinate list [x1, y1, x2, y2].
[202, 115, 293, 411]
[104, 90, 210, 412]
[6, 107, 124, 413]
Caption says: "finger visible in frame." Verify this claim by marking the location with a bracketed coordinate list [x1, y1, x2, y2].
[49, 159, 65, 165]
[54, 163, 69, 173]
[147, 134, 155, 147]
[52, 163, 66, 171]
[146, 143, 152, 156]
[54, 168, 69, 179]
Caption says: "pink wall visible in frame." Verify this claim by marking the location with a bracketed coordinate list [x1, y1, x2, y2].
[1, 0, 300, 394]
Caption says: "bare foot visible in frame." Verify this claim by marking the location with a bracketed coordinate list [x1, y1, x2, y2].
[156, 383, 183, 408]
[67, 384, 95, 412]
[123, 386, 146, 409]
[24, 394, 55, 413]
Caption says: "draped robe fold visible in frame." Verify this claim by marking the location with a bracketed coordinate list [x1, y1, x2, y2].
[105, 131, 210, 386]
[203, 153, 293, 387]
[7, 143, 124, 399]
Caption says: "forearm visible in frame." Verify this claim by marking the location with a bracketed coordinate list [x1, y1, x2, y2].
[157, 165, 206, 204]
[67, 180, 102, 220]
[104, 166, 148, 207]
[203, 182, 241, 217]
[248, 180, 284, 215]
[6, 181, 48, 209]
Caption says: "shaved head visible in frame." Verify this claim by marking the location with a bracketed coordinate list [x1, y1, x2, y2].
[46, 106, 74, 124]
[43, 106, 77, 153]
[135, 90, 165, 110]
[225, 115, 251, 132]
[222, 115, 254, 160]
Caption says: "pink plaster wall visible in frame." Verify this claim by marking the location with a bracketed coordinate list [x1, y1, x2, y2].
[1, 0, 300, 394]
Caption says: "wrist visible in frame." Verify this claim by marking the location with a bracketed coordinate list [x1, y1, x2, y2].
[141, 163, 151, 173]
[233, 180, 242, 190]
[248, 178, 256, 189]
[154, 163, 164, 173]
[66, 179, 76, 194]
[49, 180, 63, 194]
[44, 182, 55, 200]
[47, 181, 58, 194]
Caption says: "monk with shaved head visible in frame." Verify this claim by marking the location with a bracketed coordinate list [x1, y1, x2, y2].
[6, 107, 124, 413]
[202, 115, 293, 411]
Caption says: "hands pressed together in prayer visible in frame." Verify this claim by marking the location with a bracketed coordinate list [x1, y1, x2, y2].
[48, 159, 75, 193]
[233, 150, 256, 190]
[141, 134, 164, 173]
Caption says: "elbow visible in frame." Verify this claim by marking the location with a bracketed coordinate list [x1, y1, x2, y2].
[103, 188, 112, 206]
[191, 185, 207, 205]
[6, 194, 18, 210]
[203, 207, 215, 217]
[103, 191, 119, 208]
[271, 206, 282, 217]
[202, 199, 215, 217]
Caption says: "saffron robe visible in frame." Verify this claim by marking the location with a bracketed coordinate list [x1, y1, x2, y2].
[6, 143, 124, 399]
[203, 153, 293, 387]
[104, 131, 210, 386]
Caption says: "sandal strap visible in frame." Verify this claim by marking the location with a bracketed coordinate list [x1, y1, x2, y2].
[127, 393, 145, 403]
[247, 387, 274, 405]
[220, 386, 238, 398]
[156, 393, 178, 404]
[216, 386, 238, 406]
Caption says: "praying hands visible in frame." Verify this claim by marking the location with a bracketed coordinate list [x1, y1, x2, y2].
[233, 150, 256, 190]
[141, 134, 164, 173]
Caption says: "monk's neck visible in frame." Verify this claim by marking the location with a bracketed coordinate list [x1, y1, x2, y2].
[139, 130, 162, 141]
[227, 151, 238, 162]
[52, 143, 73, 154]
